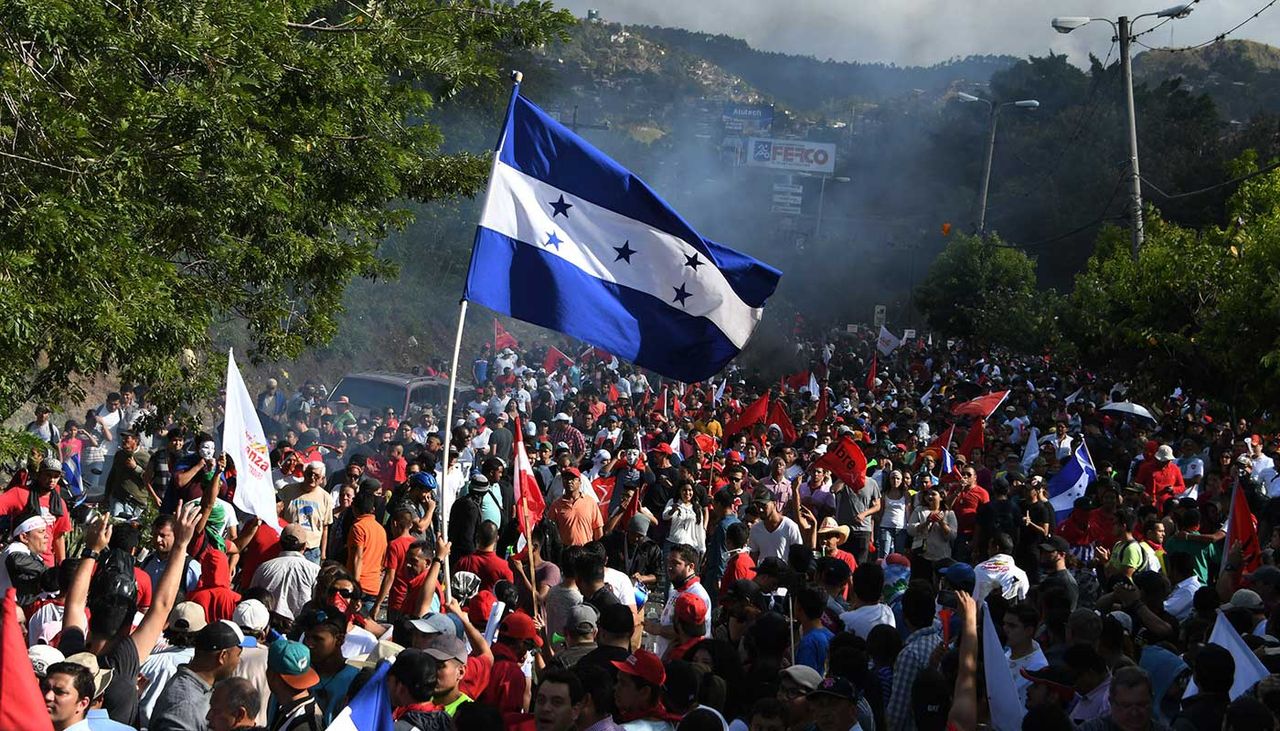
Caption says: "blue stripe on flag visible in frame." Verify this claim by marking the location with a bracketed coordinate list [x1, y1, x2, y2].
[468, 227, 741, 382]
[1047, 444, 1097, 523]
[494, 94, 780, 309]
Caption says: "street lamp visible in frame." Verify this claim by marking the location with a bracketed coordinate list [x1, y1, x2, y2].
[800, 172, 851, 239]
[1050, 3, 1194, 259]
[957, 93, 1040, 236]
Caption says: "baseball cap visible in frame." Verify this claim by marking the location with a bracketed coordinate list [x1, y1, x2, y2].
[195, 620, 257, 651]
[674, 592, 708, 625]
[28, 645, 64, 678]
[553, 412, 571, 422]
[408, 613, 458, 638]
[1038, 536, 1070, 553]
[1224, 588, 1266, 613]
[1021, 664, 1077, 701]
[598, 604, 635, 635]
[654, 442, 674, 455]
[567, 604, 599, 635]
[561, 466, 581, 479]
[347, 639, 405, 669]
[780, 664, 823, 691]
[170, 601, 208, 633]
[63, 653, 113, 699]
[1246, 565, 1280, 587]
[611, 649, 666, 687]
[499, 611, 544, 647]
[753, 556, 789, 578]
[807, 676, 860, 702]
[268, 639, 319, 689]
[335, 395, 350, 404]
[232, 599, 271, 634]
[423, 634, 469, 664]
[39, 458, 62, 474]
[280, 523, 309, 549]
[941, 563, 976, 591]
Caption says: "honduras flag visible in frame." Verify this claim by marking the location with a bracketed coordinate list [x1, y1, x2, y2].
[1047, 443, 1097, 522]
[62, 454, 84, 506]
[464, 86, 782, 383]
[939, 446, 955, 476]
[324, 659, 393, 731]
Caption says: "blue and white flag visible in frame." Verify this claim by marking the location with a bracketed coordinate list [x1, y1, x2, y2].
[464, 90, 782, 383]
[62, 454, 84, 506]
[1048, 443, 1097, 522]
[940, 446, 955, 476]
[324, 659, 393, 731]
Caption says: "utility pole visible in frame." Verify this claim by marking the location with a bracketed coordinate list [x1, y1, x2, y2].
[977, 106, 999, 236]
[1118, 15, 1144, 260]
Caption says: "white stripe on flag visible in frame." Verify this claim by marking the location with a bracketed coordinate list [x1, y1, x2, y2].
[982, 604, 1025, 730]
[479, 160, 761, 347]
[1184, 611, 1269, 699]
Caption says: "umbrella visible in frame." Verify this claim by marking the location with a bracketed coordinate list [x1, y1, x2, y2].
[1100, 401, 1156, 422]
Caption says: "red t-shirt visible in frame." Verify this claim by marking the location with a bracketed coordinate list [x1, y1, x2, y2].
[454, 550, 514, 592]
[236, 518, 286, 592]
[829, 548, 858, 600]
[134, 567, 153, 609]
[0, 487, 72, 565]
[460, 653, 494, 700]
[721, 551, 756, 594]
[949, 486, 989, 537]
[383, 535, 415, 601]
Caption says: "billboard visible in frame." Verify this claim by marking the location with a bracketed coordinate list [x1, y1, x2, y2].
[746, 138, 836, 174]
[722, 103, 774, 135]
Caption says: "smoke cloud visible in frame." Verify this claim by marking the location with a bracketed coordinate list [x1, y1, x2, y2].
[555, 0, 1280, 67]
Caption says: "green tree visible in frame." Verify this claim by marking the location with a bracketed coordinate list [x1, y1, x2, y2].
[915, 232, 1061, 352]
[0, 0, 573, 419]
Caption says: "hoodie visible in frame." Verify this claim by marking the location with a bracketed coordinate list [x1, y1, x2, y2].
[188, 549, 241, 623]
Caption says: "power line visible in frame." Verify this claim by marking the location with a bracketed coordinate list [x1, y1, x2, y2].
[994, 171, 1129, 250]
[1134, 0, 1279, 53]
[1141, 158, 1280, 199]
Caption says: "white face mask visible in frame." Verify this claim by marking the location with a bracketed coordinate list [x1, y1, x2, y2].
[199, 442, 216, 461]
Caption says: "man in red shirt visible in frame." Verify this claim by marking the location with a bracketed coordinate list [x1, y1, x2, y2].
[1140, 444, 1186, 505]
[373, 508, 417, 619]
[816, 518, 857, 598]
[0, 458, 72, 565]
[479, 611, 541, 724]
[948, 465, 989, 562]
[720, 522, 755, 595]
[453, 520, 512, 592]
[662, 592, 708, 662]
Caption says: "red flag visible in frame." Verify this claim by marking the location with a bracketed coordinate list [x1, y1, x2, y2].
[653, 388, 667, 415]
[921, 424, 956, 463]
[672, 390, 685, 418]
[784, 370, 810, 389]
[725, 393, 769, 437]
[511, 414, 546, 534]
[950, 390, 1009, 419]
[592, 475, 616, 504]
[494, 319, 518, 351]
[608, 383, 620, 403]
[693, 433, 717, 454]
[767, 400, 798, 444]
[0, 588, 53, 731]
[814, 386, 829, 424]
[1228, 483, 1263, 574]
[815, 436, 868, 489]
[542, 345, 574, 373]
[621, 485, 646, 526]
[865, 353, 878, 390]
[956, 418, 986, 462]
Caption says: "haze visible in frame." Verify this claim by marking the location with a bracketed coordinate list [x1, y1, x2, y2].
[555, 0, 1280, 67]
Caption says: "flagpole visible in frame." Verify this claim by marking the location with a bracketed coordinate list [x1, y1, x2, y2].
[440, 69, 524, 587]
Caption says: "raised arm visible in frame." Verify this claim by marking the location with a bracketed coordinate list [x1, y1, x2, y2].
[132, 502, 202, 663]
[948, 590, 979, 731]
[62, 516, 112, 635]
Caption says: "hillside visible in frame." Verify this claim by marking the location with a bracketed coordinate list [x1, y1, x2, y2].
[1135, 39, 1280, 121]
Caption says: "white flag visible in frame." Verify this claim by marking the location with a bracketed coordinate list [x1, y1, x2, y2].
[808, 372, 820, 401]
[1184, 611, 1269, 699]
[921, 383, 936, 407]
[223, 349, 279, 534]
[1021, 427, 1040, 471]
[876, 325, 902, 356]
[1064, 387, 1083, 405]
[670, 430, 682, 458]
[714, 378, 727, 403]
[983, 604, 1025, 730]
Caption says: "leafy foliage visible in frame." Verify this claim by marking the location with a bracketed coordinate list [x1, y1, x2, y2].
[0, 0, 573, 418]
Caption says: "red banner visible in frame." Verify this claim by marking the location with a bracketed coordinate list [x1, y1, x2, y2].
[725, 393, 769, 437]
[494, 319, 518, 351]
[542, 345, 574, 373]
[815, 436, 868, 489]
[951, 390, 1009, 419]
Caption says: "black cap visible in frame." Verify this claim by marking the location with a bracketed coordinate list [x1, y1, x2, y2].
[807, 676, 860, 702]
[754, 556, 789, 578]
[1038, 536, 1070, 553]
[721, 579, 765, 609]
[194, 620, 254, 652]
[1021, 665, 1076, 697]
[598, 604, 635, 635]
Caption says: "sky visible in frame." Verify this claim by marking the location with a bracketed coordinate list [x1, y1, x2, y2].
[555, 0, 1280, 67]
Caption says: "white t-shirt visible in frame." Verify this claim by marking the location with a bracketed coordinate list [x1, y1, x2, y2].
[1008, 642, 1048, 707]
[657, 578, 712, 657]
[839, 603, 896, 639]
[974, 554, 1030, 602]
[749, 517, 803, 562]
[604, 567, 638, 610]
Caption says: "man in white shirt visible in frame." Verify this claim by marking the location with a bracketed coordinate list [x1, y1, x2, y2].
[974, 533, 1030, 602]
[748, 498, 803, 562]
[645, 543, 710, 658]
[1163, 551, 1202, 622]
[249, 524, 320, 620]
[1250, 436, 1275, 481]
[839, 563, 896, 639]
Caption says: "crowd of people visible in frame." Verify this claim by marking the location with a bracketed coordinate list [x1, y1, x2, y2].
[6, 327, 1280, 731]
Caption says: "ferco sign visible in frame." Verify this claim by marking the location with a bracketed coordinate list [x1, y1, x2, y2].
[746, 138, 836, 174]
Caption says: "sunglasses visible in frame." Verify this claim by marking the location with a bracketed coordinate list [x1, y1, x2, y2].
[330, 588, 356, 599]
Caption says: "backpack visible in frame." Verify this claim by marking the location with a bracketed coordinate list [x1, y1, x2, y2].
[90, 546, 138, 606]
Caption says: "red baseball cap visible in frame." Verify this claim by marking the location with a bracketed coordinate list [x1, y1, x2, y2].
[612, 649, 666, 686]
[654, 443, 674, 456]
[499, 611, 543, 647]
[674, 592, 708, 625]
[562, 467, 581, 479]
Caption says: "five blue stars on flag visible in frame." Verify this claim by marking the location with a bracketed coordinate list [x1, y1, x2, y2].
[545, 194, 693, 308]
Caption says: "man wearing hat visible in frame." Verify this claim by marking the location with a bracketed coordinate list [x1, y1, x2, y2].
[266, 638, 323, 731]
[611, 649, 680, 728]
[479, 611, 543, 722]
[548, 413, 587, 461]
[551, 605, 599, 670]
[150, 620, 252, 730]
[29, 644, 64, 679]
[0, 456, 71, 565]
[59, 652, 134, 730]
[806, 676, 865, 731]
[605, 513, 663, 589]
[421, 633, 472, 715]
[231, 598, 272, 726]
[279, 462, 334, 563]
[1038, 536, 1080, 611]
[578, 604, 635, 677]
[447, 471, 504, 558]
[663, 592, 709, 663]
[249, 523, 320, 621]
[1140, 444, 1186, 505]
[137, 601, 206, 728]
[549, 467, 603, 548]
[1022, 665, 1078, 713]
[103, 428, 153, 520]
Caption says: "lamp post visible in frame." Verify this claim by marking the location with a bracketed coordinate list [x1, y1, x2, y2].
[802, 173, 851, 239]
[957, 93, 1040, 236]
[1051, 3, 1194, 259]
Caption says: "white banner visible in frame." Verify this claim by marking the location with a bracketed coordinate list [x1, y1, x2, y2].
[876, 325, 902, 356]
[224, 349, 279, 534]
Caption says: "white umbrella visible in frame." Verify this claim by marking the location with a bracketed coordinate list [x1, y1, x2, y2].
[1100, 401, 1156, 421]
